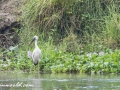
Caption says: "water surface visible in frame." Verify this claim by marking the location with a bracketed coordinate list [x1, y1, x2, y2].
[0, 72, 120, 90]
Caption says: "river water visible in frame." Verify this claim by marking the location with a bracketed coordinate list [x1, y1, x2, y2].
[0, 72, 120, 90]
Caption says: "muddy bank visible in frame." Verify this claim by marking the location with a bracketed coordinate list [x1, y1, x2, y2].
[0, 0, 22, 48]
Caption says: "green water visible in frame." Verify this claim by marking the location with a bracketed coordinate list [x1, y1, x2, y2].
[0, 72, 120, 90]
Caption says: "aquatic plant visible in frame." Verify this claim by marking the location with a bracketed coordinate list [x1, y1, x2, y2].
[1, 44, 120, 74]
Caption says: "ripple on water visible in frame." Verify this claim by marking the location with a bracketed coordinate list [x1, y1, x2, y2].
[75, 86, 99, 89]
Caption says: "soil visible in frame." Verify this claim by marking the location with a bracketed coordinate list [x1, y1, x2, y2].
[0, 0, 22, 48]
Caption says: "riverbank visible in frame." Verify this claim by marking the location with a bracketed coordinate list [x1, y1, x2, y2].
[0, 0, 120, 74]
[0, 0, 22, 48]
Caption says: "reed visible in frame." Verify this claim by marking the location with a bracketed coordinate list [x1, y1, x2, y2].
[20, 0, 120, 53]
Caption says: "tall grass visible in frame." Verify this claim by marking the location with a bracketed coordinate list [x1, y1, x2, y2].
[104, 11, 120, 48]
[20, 0, 120, 54]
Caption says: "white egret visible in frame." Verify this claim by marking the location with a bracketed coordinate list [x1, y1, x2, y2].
[29, 36, 42, 66]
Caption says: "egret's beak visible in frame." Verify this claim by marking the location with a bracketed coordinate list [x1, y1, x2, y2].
[29, 38, 35, 45]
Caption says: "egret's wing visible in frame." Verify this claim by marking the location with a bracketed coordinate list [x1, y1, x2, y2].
[27, 51, 32, 58]
[32, 49, 41, 65]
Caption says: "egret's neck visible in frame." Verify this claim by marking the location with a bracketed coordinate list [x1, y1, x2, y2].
[35, 40, 38, 48]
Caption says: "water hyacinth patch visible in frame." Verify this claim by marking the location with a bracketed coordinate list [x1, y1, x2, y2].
[1, 45, 120, 74]
[41, 49, 120, 73]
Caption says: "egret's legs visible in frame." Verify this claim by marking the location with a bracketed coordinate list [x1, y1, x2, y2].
[38, 63, 40, 73]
